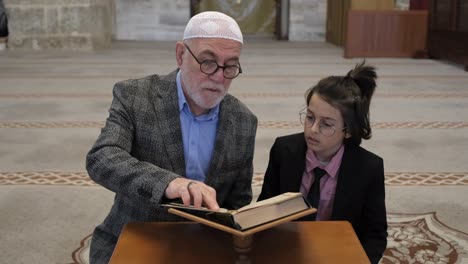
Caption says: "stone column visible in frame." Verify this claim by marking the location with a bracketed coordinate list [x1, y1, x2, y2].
[4, 0, 114, 50]
[289, 0, 327, 41]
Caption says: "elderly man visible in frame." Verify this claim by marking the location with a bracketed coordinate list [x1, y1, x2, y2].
[86, 11, 257, 264]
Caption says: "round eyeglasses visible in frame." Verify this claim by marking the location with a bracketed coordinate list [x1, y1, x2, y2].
[299, 111, 346, 137]
[184, 43, 242, 79]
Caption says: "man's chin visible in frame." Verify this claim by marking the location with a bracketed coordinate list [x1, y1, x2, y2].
[199, 96, 225, 109]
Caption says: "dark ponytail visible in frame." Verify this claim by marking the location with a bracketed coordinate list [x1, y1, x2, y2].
[346, 61, 376, 100]
[305, 61, 377, 146]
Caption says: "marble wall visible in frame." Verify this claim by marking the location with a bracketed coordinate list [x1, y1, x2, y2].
[111, 0, 420, 42]
[4, 0, 113, 50]
[113, 0, 327, 42]
[3, 0, 331, 49]
[115, 0, 189, 41]
[289, 0, 327, 41]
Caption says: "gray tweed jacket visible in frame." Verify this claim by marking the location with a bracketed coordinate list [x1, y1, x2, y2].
[86, 70, 257, 263]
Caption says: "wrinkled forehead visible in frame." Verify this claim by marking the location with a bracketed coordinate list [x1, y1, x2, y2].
[186, 37, 242, 58]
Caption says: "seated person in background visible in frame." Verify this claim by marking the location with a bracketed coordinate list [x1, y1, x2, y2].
[258, 61, 387, 264]
[0, 0, 8, 50]
[86, 11, 257, 264]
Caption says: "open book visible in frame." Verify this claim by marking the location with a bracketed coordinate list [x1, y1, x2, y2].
[162, 192, 316, 236]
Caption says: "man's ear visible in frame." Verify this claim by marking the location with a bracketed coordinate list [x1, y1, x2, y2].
[175, 41, 185, 68]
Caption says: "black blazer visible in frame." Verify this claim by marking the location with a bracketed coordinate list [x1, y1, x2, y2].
[258, 133, 387, 264]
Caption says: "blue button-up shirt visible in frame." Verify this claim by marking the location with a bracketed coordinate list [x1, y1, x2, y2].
[176, 71, 219, 181]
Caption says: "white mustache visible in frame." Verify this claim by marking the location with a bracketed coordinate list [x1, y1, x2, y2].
[202, 83, 225, 91]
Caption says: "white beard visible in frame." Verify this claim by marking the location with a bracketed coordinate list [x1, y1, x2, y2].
[185, 81, 227, 110]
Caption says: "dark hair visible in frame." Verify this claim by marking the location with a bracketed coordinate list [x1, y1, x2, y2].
[305, 61, 377, 146]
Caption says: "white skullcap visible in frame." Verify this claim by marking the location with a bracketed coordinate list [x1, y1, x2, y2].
[183, 11, 243, 44]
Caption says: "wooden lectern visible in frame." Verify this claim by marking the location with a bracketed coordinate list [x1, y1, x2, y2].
[109, 221, 370, 264]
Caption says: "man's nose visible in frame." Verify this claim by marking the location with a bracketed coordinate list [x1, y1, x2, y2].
[209, 67, 225, 82]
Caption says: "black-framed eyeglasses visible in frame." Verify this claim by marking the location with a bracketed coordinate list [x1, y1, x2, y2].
[183, 43, 242, 79]
[299, 110, 347, 137]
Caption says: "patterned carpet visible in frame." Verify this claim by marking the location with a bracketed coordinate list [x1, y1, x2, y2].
[2, 172, 468, 263]
[1, 41, 467, 264]
[70, 212, 468, 264]
[383, 213, 468, 264]
[2, 171, 468, 187]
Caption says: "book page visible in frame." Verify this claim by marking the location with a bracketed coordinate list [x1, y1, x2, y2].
[162, 192, 304, 215]
[235, 192, 303, 213]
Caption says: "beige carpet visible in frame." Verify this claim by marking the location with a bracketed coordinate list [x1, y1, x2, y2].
[1, 41, 468, 264]
[71, 213, 468, 264]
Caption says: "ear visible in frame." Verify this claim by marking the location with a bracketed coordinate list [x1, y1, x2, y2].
[175, 41, 185, 68]
[344, 132, 352, 139]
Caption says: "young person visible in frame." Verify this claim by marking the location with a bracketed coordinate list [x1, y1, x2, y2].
[258, 62, 387, 264]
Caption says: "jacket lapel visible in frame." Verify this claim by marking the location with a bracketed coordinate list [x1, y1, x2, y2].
[204, 100, 233, 186]
[151, 71, 185, 176]
[284, 134, 307, 192]
[331, 145, 356, 219]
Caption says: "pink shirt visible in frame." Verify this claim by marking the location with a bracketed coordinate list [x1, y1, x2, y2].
[300, 145, 345, 221]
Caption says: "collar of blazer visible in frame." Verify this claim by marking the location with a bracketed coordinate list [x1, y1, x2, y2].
[285, 133, 308, 191]
[149, 70, 185, 176]
[282, 134, 358, 219]
[149, 70, 235, 184]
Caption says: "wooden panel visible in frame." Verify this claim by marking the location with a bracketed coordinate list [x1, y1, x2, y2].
[326, 0, 341, 45]
[427, 0, 468, 70]
[351, 0, 394, 10]
[326, 0, 347, 46]
[410, 0, 429, 10]
[326, 0, 395, 47]
[458, 0, 468, 32]
[326, 0, 397, 47]
[345, 10, 428, 58]
[428, 31, 468, 64]
[434, 0, 453, 30]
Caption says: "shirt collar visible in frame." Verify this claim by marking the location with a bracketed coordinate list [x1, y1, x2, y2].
[176, 70, 220, 120]
[176, 71, 187, 112]
[305, 144, 345, 178]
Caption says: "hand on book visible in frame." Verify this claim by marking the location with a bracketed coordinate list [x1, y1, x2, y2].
[165, 178, 220, 211]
